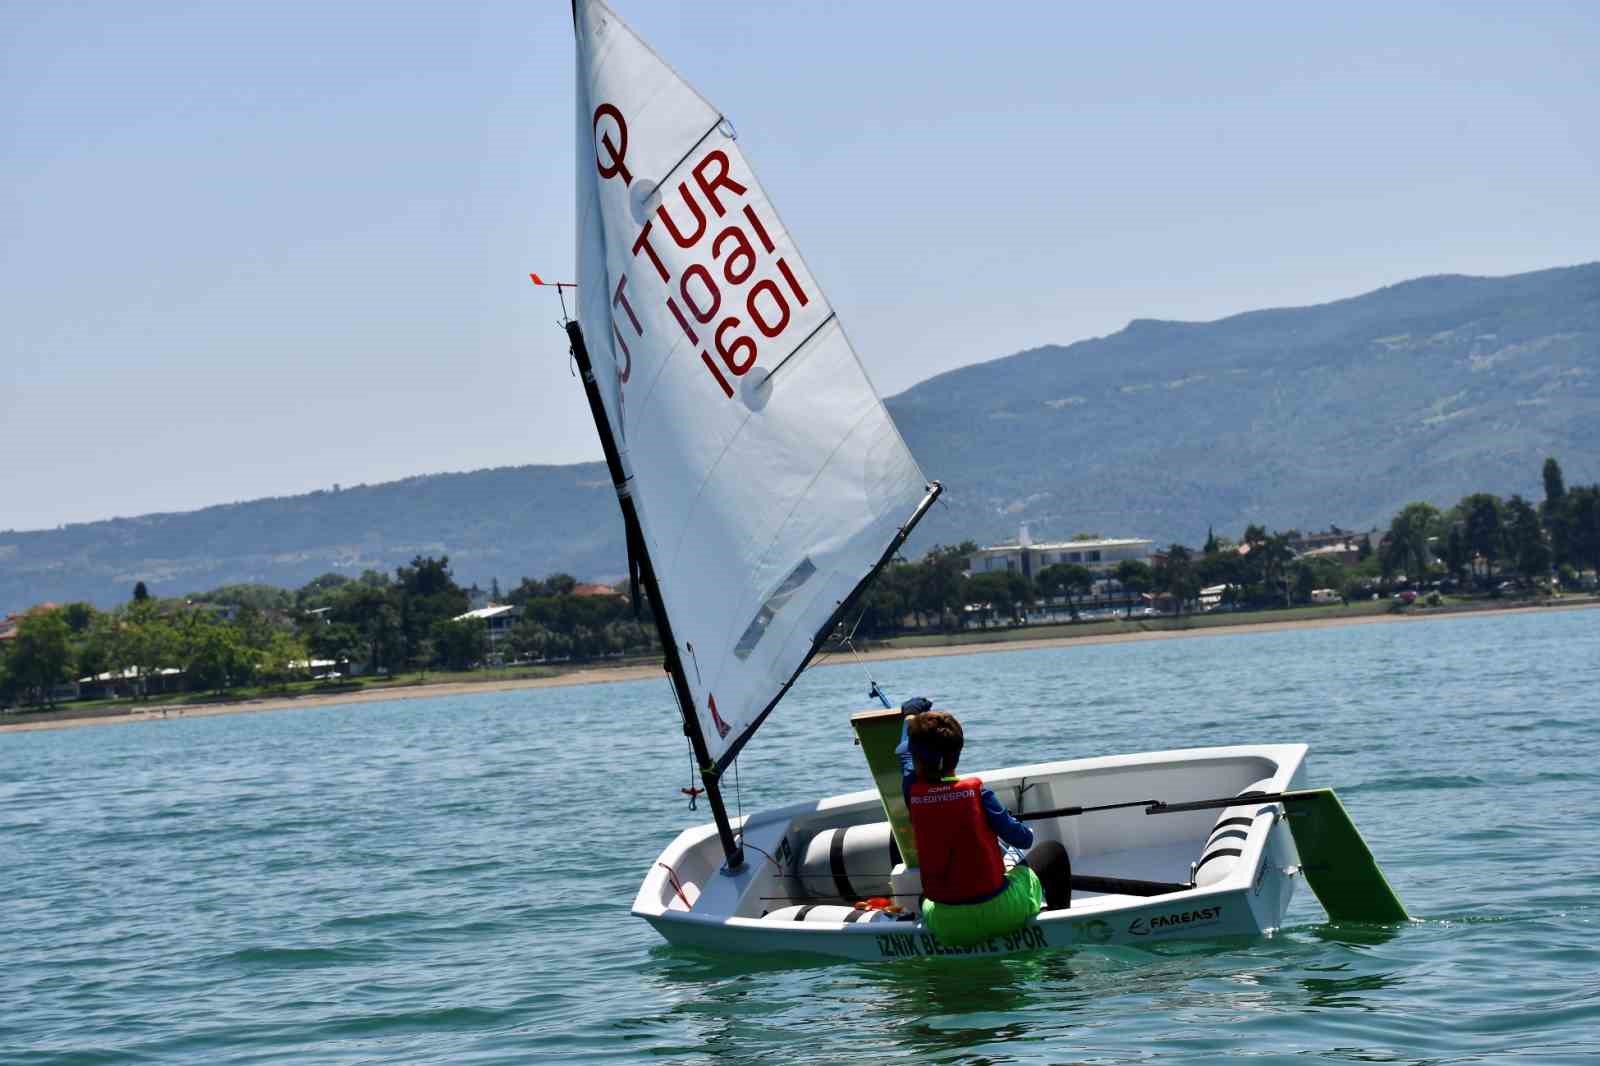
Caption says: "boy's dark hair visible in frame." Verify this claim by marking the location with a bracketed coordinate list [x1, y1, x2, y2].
[908, 710, 964, 777]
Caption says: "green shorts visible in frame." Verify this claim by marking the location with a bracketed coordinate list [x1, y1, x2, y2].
[921, 864, 1043, 948]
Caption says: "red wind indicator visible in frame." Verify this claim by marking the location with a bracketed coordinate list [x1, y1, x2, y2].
[529, 273, 576, 287]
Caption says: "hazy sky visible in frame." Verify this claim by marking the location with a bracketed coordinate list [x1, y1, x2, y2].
[5, 1, 1596, 532]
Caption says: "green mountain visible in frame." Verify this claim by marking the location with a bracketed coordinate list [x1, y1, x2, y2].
[896, 261, 1599, 553]
[0, 467, 618, 611]
[4, 263, 1596, 610]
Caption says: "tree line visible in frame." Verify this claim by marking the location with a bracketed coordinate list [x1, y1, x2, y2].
[3, 458, 1596, 709]
[0, 584, 311, 709]
[0, 557, 659, 709]
[1377, 459, 1600, 589]
[851, 456, 1597, 632]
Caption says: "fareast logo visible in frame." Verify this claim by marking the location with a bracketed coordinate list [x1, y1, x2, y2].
[1128, 905, 1223, 936]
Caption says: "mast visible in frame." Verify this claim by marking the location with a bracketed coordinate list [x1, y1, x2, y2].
[564, 319, 746, 872]
[569, 0, 937, 857]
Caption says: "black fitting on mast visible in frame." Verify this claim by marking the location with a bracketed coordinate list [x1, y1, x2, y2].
[563, 320, 745, 872]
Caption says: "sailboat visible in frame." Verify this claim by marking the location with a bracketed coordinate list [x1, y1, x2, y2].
[553, 0, 1406, 960]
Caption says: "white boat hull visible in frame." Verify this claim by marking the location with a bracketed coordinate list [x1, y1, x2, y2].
[634, 744, 1310, 960]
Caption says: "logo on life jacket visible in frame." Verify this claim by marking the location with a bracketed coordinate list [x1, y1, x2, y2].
[907, 777, 1007, 904]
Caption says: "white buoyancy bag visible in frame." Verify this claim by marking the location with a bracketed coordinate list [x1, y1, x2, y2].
[1192, 779, 1277, 888]
[764, 904, 901, 924]
[795, 822, 898, 901]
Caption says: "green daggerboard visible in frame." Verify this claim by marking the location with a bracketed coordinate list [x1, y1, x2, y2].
[850, 709, 918, 867]
[1285, 788, 1409, 923]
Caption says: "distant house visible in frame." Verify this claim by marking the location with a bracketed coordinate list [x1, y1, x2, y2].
[1290, 528, 1372, 565]
[572, 582, 625, 599]
[1299, 539, 1369, 566]
[287, 658, 348, 680]
[77, 666, 185, 701]
[452, 604, 521, 655]
[0, 602, 61, 644]
[1289, 528, 1355, 553]
[964, 531, 1154, 618]
[968, 530, 1153, 593]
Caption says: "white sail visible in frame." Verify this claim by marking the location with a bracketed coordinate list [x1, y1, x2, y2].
[573, 0, 930, 769]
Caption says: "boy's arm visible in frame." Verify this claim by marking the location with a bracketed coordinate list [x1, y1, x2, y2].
[896, 716, 915, 804]
[982, 788, 1035, 850]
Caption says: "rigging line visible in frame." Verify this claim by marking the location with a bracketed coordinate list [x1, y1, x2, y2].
[841, 627, 887, 707]
[682, 742, 701, 809]
[740, 841, 783, 872]
[760, 312, 836, 387]
[843, 607, 867, 645]
[661, 637, 696, 742]
[798, 609, 858, 680]
[796, 490, 917, 687]
[656, 862, 692, 908]
[686, 642, 704, 687]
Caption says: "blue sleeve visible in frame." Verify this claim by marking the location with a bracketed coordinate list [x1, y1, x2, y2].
[896, 717, 914, 804]
[982, 788, 1034, 850]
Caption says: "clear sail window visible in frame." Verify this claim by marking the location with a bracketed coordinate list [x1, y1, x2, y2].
[733, 558, 817, 660]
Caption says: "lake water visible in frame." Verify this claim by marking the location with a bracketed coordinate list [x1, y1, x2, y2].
[5, 608, 1599, 1064]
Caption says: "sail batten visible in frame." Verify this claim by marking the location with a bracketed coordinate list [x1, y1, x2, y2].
[574, 0, 932, 769]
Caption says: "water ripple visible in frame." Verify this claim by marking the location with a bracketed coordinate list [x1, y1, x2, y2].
[3, 608, 1599, 1063]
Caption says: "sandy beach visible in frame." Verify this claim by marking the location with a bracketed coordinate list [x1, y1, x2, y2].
[4, 599, 1594, 734]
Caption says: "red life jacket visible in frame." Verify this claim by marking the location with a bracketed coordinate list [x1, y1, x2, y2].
[908, 776, 1007, 904]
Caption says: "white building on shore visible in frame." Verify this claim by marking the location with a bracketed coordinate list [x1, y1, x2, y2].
[967, 528, 1153, 585]
[453, 604, 521, 657]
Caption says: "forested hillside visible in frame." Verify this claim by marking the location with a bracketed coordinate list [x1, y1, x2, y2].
[4, 262, 1596, 610]
[1, 466, 615, 609]
[896, 261, 1599, 552]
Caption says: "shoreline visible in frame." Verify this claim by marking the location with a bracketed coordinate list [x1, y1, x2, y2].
[4, 598, 1595, 734]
